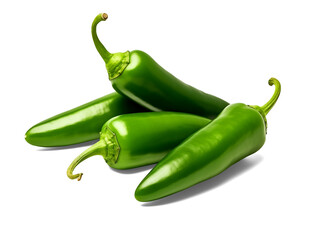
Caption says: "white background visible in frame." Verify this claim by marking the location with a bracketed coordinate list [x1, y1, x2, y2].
[1, 0, 318, 239]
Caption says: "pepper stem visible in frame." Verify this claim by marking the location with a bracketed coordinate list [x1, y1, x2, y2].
[67, 141, 106, 181]
[261, 78, 281, 115]
[92, 13, 111, 63]
[91, 13, 130, 80]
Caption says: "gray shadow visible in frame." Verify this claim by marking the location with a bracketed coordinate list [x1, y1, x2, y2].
[141, 154, 263, 207]
[37, 139, 99, 151]
[109, 164, 156, 174]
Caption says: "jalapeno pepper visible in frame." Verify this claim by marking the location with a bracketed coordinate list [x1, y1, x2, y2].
[135, 78, 281, 202]
[91, 13, 229, 119]
[67, 112, 210, 180]
[25, 92, 148, 147]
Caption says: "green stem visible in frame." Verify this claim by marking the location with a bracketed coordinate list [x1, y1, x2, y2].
[91, 13, 130, 80]
[67, 141, 106, 181]
[91, 13, 111, 63]
[261, 78, 281, 115]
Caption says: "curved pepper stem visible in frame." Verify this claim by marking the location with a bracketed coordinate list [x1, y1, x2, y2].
[67, 141, 106, 181]
[91, 13, 130, 80]
[261, 78, 281, 115]
[92, 13, 111, 62]
[249, 78, 281, 131]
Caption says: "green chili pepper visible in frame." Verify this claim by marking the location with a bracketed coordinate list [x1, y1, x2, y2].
[135, 78, 281, 202]
[25, 92, 148, 147]
[91, 13, 229, 119]
[67, 112, 210, 181]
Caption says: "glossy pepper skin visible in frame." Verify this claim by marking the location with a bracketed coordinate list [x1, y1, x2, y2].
[91, 13, 229, 119]
[67, 112, 210, 181]
[25, 92, 147, 147]
[135, 78, 281, 202]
